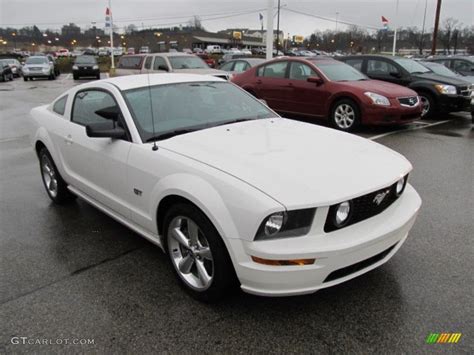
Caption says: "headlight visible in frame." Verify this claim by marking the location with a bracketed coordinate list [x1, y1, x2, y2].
[72, 65, 78, 70]
[93, 65, 99, 70]
[255, 209, 316, 240]
[23, 67, 29, 72]
[434, 84, 456, 95]
[335, 201, 351, 226]
[364, 92, 390, 106]
[42, 68, 49, 72]
[395, 175, 408, 196]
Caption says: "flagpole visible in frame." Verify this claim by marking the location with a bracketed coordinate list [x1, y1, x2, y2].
[392, 0, 399, 56]
[109, 0, 115, 69]
[266, 0, 274, 60]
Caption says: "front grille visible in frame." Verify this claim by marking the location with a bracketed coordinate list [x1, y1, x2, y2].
[29, 67, 43, 71]
[324, 178, 406, 233]
[323, 244, 396, 283]
[458, 86, 471, 97]
[398, 96, 419, 107]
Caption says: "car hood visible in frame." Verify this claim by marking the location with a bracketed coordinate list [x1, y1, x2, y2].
[411, 72, 470, 86]
[338, 80, 417, 98]
[158, 118, 412, 209]
[24, 63, 49, 68]
[171, 68, 228, 77]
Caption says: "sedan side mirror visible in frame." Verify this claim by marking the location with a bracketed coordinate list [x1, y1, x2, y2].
[86, 123, 125, 139]
[307, 76, 323, 85]
[389, 71, 402, 78]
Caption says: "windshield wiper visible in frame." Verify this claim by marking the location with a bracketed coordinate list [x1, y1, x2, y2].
[214, 118, 257, 127]
[146, 128, 196, 142]
[411, 71, 429, 74]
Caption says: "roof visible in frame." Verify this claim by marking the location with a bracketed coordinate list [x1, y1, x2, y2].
[102, 73, 224, 91]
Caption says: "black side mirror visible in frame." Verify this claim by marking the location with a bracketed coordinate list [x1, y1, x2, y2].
[86, 123, 125, 139]
[389, 71, 402, 78]
[307, 76, 324, 85]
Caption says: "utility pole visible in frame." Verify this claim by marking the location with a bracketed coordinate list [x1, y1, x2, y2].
[431, 0, 442, 55]
[266, 0, 274, 60]
[419, 0, 428, 55]
[392, 0, 399, 56]
[276, 0, 281, 56]
[109, 0, 115, 69]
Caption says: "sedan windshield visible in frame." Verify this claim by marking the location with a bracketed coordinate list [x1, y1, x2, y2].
[393, 58, 431, 74]
[123, 82, 275, 142]
[75, 56, 97, 64]
[168, 56, 208, 69]
[26, 57, 48, 65]
[315, 62, 367, 81]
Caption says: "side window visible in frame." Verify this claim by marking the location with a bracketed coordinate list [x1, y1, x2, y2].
[261, 61, 288, 78]
[72, 90, 119, 126]
[153, 57, 168, 71]
[453, 60, 472, 72]
[52, 95, 68, 116]
[367, 60, 398, 75]
[220, 61, 234, 71]
[118, 56, 142, 69]
[345, 58, 363, 71]
[144, 56, 153, 69]
[289, 62, 317, 80]
[233, 61, 250, 73]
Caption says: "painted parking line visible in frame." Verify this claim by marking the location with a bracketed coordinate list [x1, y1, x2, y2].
[369, 120, 451, 140]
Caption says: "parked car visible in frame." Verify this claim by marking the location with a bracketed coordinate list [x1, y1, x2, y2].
[98, 47, 109, 56]
[192, 47, 203, 54]
[420, 61, 474, 93]
[0, 59, 14, 81]
[219, 58, 265, 76]
[426, 56, 474, 77]
[56, 49, 71, 57]
[30, 73, 421, 301]
[83, 48, 97, 56]
[232, 57, 422, 131]
[196, 53, 216, 68]
[218, 53, 248, 65]
[72, 55, 100, 80]
[127, 47, 135, 55]
[139, 46, 150, 54]
[338, 55, 472, 118]
[206, 45, 222, 54]
[115, 53, 229, 80]
[22, 56, 56, 81]
[2, 58, 22, 77]
[71, 50, 85, 57]
[182, 48, 193, 54]
[47, 55, 60, 77]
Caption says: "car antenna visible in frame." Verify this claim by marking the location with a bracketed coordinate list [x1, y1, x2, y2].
[147, 72, 159, 151]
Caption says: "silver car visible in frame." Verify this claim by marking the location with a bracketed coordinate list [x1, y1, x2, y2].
[23, 56, 56, 81]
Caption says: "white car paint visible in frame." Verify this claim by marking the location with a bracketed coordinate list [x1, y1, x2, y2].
[30, 74, 422, 297]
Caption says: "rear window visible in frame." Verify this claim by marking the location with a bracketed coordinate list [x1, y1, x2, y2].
[118, 56, 143, 69]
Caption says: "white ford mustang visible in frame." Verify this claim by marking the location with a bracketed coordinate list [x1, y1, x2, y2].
[31, 74, 422, 302]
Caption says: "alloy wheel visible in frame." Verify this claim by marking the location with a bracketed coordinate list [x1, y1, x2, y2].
[167, 216, 214, 291]
[334, 103, 355, 129]
[419, 96, 430, 117]
[41, 155, 58, 198]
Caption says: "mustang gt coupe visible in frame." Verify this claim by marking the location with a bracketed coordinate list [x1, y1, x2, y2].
[30, 74, 422, 302]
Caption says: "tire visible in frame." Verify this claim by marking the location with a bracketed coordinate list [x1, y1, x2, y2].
[73, 75, 78, 80]
[9, 74, 13, 81]
[418, 92, 436, 119]
[96, 74, 101, 80]
[1, 74, 5, 82]
[163, 203, 238, 302]
[330, 99, 360, 132]
[38, 147, 76, 204]
[23, 76, 28, 81]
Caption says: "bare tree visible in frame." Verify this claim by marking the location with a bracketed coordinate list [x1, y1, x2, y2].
[441, 17, 460, 54]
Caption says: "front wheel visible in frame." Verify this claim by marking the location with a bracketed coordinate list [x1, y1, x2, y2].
[418, 93, 436, 119]
[38, 148, 76, 204]
[330, 99, 360, 132]
[164, 203, 238, 302]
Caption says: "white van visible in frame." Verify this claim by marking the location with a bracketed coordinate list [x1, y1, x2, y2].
[206, 45, 222, 54]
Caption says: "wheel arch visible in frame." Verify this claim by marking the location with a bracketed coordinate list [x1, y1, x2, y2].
[327, 93, 363, 116]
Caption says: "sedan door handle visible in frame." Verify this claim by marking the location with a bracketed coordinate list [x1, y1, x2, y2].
[65, 134, 73, 145]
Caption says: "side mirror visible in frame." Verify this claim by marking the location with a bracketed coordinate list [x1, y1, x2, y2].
[307, 76, 323, 85]
[86, 123, 125, 139]
[389, 71, 402, 78]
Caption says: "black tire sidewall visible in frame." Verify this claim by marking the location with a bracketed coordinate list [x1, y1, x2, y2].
[163, 203, 238, 302]
[330, 99, 360, 132]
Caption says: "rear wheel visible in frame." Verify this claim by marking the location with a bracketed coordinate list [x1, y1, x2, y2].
[1, 74, 5, 82]
[38, 148, 76, 204]
[330, 99, 360, 132]
[418, 92, 436, 119]
[23, 76, 28, 81]
[73, 74, 78, 80]
[163, 203, 238, 302]
[9, 73, 13, 81]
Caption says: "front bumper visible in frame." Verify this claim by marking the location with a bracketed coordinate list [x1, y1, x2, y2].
[362, 101, 422, 125]
[23, 71, 50, 78]
[228, 184, 421, 296]
[438, 94, 471, 113]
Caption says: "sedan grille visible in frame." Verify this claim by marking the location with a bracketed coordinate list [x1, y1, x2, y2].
[398, 96, 419, 107]
[458, 86, 471, 97]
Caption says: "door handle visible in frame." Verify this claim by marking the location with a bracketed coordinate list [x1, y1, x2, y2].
[65, 134, 73, 145]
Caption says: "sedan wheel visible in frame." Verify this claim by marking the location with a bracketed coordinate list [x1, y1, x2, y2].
[331, 99, 360, 131]
[41, 154, 59, 198]
[168, 216, 214, 291]
[419, 95, 432, 118]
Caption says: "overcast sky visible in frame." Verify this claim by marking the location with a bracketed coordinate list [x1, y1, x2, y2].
[0, 0, 472, 35]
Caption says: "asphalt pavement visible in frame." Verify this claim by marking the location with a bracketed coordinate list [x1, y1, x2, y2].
[0, 75, 473, 354]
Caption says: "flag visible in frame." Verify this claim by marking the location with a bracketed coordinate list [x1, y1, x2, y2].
[259, 13, 264, 21]
[381, 16, 389, 31]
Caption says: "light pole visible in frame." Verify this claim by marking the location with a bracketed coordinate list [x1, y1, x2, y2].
[276, 0, 281, 56]
[392, 0, 399, 56]
[12, 32, 16, 50]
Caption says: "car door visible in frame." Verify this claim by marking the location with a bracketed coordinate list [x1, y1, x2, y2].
[254, 61, 291, 111]
[285, 61, 327, 117]
[60, 88, 133, 217]
[366, 58, 407, 85]
[152, 56, 169, 73]
[142, 56, 153, 73]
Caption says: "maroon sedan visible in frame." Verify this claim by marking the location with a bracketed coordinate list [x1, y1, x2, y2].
[231, 57, 422, 131]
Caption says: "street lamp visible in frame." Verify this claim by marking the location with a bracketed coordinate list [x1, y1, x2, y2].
[12, 32, 16, 49]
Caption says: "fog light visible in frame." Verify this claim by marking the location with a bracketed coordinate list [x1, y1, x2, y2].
[335, 201, 351, 226]
[264, 212, 286, 236]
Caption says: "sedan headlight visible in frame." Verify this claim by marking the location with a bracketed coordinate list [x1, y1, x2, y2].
[42, 68, 49, 73]
[72, 65, 78, 70]
[434, 84, 457, 95]
[23, 67, 29, 72]
[364, 92, 390, 106]
[255, 209, 316, 240]
[93, 65, 99, 70]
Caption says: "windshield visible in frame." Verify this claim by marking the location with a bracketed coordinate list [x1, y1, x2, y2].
[123, 82, 275, 142]
[393, 58, 431, 74]
[315, 62, 367, 81]
[168, 56, 208, 69]
[421, 62, 456, 77]
[75, 56, 97, 64]
[26, 57, 48, 65]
